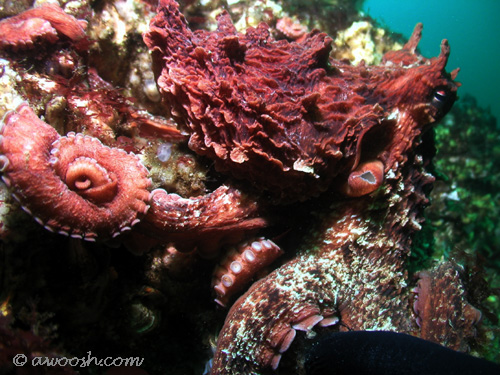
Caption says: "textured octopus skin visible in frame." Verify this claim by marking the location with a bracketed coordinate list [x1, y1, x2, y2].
[141, 2, 471, 373]
[138, 186, 268, 255]
[0, 3, 479, 374]
[201, 20, 465, 375]
[211, 145, 481, 374]
[0, 103, 266, 250]
[412, 262, 483, 351]
[0, 103, 151, 241]
[0, 3, 87, 51]
[144, 0, 459, 202]
[211, 167, 426, 373]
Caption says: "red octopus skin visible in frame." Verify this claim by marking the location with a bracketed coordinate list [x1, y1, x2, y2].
[412, 262, 482, 351]
[0, 3, 88, 51]
[139, 186, 268, 256]
[210, 144, 480, 374]
[148, 1, 467, 373]
[144, 0, 459, 202]
[0, 103, 151, 241]
[212, 237, 283, 306]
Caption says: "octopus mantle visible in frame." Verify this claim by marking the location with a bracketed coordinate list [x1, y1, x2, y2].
[144, 0, 458, 201]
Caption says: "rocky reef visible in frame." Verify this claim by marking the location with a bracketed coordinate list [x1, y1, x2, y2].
[0, 0, 498, 374]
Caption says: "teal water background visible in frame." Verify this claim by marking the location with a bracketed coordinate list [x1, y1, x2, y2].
[361, 0, 500, 124]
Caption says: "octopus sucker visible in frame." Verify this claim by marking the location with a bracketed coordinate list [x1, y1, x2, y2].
[0, 103, 151, 239]
[129, 0, 466, 368]
[211, 240, 350, 373]
[0, 1, 490, 374]
[212, 237, 283, 306]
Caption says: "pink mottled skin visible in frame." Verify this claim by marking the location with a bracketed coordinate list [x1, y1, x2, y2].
[141, 1, 474, 373]
[144, 0, 459, 202]
[0, 3, 88, 51]
[212, 152, 479, 373]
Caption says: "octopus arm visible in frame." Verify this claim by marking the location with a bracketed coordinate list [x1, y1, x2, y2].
[212, 254, 344, 374]
[0, 3, 87, 51]
[0, 104, 151, 240]
[139, 186, 268, 255]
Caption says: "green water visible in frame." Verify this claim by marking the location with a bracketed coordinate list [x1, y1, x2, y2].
[361, 0, 500, 124]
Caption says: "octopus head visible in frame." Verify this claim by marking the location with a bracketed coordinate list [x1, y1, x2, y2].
[380, 23, 460, 127]
[344, 24, 459, 197]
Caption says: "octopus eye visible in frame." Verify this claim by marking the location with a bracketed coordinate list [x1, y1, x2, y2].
[430, 87, 456, 117]
[433, 89, 447, 102]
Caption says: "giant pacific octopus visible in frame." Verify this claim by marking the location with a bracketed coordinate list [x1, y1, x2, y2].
[0, 1, 486, 374]
[143, 3, 476, 372]
[144, 0, 458, 202]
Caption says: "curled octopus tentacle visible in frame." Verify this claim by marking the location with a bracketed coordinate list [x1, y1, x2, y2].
[212, 237, 283, 307]
[139, 186, 269, 256]
[0, 103, 151, 241]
